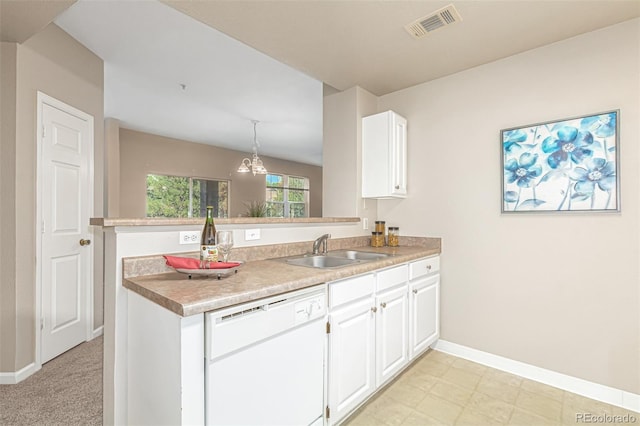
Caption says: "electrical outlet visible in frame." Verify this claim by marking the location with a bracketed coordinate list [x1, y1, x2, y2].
[179, 231, 200, 245]
[363, 218, 369, 230]
[245, 229, 261, 241]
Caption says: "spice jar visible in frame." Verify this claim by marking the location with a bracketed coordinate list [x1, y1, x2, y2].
[374, 221, 386, 234]
[371, 231, 384, 247]
[388, 227, 399, 247]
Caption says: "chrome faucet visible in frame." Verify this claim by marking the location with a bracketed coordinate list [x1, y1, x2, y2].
[312, 234, 331, 255]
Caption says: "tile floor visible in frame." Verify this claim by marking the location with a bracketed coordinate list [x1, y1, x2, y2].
[344, 350, 638, 425]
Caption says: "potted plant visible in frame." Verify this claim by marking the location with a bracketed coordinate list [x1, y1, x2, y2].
[243, 201, 267, 217]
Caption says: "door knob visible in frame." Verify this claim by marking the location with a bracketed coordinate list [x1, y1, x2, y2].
[79, 239, 91, 246]
[371, 307, 377, 313]
[380, 302, 387, 308]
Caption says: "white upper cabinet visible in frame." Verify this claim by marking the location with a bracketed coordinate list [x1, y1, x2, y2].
[362, 110, 407, 198]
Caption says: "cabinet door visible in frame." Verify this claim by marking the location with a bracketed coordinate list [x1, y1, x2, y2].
[362, 110, 408, 199]
[375, 285, 408, 387]
[409, 274, 440, 359]
[328, 296, 376, 424]
[390, 113, 407, 196]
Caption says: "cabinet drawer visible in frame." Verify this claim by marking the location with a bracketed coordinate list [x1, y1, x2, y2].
[376, 264, 408, 292]
[409, 256, 440, 280]
[329, 273, 375, 309]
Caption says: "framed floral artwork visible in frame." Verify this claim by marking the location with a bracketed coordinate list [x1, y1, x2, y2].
[501, 110, 619, 213]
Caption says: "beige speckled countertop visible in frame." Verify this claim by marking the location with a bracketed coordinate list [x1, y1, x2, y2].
[123, 242, 440, 317]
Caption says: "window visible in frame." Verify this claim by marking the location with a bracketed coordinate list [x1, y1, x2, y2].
[146, 174, 229, 218]
[266, 174, 309, 218]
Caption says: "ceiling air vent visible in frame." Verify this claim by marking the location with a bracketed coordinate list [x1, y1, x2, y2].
[404, 4, 462, 39]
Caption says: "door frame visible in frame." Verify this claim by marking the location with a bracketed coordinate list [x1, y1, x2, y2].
[35, 91, 95, 369]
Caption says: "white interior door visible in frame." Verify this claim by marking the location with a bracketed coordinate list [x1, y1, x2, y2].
[40, 98, 93, 363]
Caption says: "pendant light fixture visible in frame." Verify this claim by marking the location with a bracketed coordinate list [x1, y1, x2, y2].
[237, 120, 268, 176]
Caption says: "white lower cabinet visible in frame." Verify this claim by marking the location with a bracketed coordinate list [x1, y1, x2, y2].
[374, 264, 409, 388]
[327, 295, 376, 422]
[375, 284, 408, 387]
[327, 273, 376, 423]
[409, 256, 440, 360]
[327, 256, 440, 425]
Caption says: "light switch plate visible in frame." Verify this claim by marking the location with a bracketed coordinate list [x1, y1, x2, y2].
[245, 229, 261, 241]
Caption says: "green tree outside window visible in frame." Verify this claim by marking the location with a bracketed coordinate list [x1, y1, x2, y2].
[146, 174, 229, 218]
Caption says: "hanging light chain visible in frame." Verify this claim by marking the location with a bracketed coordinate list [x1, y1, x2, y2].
[237, 120, 267, 175]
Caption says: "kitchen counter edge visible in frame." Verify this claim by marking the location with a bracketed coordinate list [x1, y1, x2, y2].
[124, 246, 440, 317]
[91, 216, 360, 227]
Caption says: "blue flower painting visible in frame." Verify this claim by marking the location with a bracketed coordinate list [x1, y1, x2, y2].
[502, 111, 619, 212]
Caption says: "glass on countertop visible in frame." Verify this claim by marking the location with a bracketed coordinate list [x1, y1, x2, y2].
[216, 230, 234, 263]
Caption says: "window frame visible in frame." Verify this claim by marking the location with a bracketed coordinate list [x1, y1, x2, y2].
[265, 173, 309, 218]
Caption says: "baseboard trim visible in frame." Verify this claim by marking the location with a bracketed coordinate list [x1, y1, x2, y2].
[433, 340, 640, 414]
[0, 362, 39, 385]
[0, 329, 103, 385]
[92, 325, 104, 339]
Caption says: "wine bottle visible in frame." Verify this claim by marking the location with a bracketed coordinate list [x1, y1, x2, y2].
[200, 206, 218, 268]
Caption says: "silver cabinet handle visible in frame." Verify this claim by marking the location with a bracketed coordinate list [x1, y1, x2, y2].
[426, 265, 432, 271]
[371, 307, 377, 313]
[412, 289, 418, 294]
[380, 302, 387, 308]
[395, 185, 400, 189]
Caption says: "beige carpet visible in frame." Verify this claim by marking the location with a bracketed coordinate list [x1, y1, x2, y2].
[0, 336, 103, 425]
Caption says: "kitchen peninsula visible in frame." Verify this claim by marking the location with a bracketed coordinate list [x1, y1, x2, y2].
[92, 216, 441, 425]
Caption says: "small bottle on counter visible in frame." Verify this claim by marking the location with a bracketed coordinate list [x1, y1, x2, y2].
[388, 227, 399, 247]
[371, 231, 384, 247]
[374, 221, 386, 246]
[200, 206, 218, 268]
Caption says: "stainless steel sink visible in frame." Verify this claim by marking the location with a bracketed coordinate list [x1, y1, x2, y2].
[285, 254, 360, 269]
[329, 250, 390, 261]
[282, 250, 390, 269]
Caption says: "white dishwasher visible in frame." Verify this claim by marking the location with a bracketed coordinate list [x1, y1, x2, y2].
[205, 284, 327, 426]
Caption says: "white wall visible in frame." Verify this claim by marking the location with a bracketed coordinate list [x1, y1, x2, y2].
[0, 42, 18, 372]
[323, 86, 378, 228]
[377, 19, 640, 393]
[323, 87, 360, 217]
[105, 118, 121, 217]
